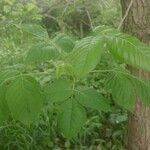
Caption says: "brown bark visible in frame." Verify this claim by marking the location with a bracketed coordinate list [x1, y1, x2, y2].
[121, 0, 150, 149]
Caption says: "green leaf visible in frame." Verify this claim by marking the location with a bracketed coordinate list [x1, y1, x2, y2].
[106, 73, 136, 111]
[108, 34, 150, 71]
[0, 84, 10, 124]
[66, 36, 104, 78]
[0, 69, 20, 84]
[25, 44, 59, 64]
[76, 88, 111, 112]
[56, 63, 75, 78]
[0, 69, 21, 123]
[93, 25, 120, 36]
[58, 98, 86, 139]
[93, 26, 150, 72]
[19, 24, 49, 39]
[53, 33, 75, 53]
[45, 79, 73, 103]
[6, 76, 43, 124]
[106, 71, 150, 109]
[130, 77, 150, 105]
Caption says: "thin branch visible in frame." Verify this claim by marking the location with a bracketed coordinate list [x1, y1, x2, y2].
[86, 9, 94, 30]
[118, 0, 134, 30]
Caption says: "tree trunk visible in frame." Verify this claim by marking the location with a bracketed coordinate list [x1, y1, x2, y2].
[121, 0, 150, 149]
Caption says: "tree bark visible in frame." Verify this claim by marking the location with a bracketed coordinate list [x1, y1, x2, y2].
[121, 0, 150, 149]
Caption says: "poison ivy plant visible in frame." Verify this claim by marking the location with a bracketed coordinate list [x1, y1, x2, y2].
[44, 79, 111, 138]
[0, 24, 150, 139]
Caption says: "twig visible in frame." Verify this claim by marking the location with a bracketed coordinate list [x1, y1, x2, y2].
[86, 9, 94, 30]
[118, 0, 134, 30]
